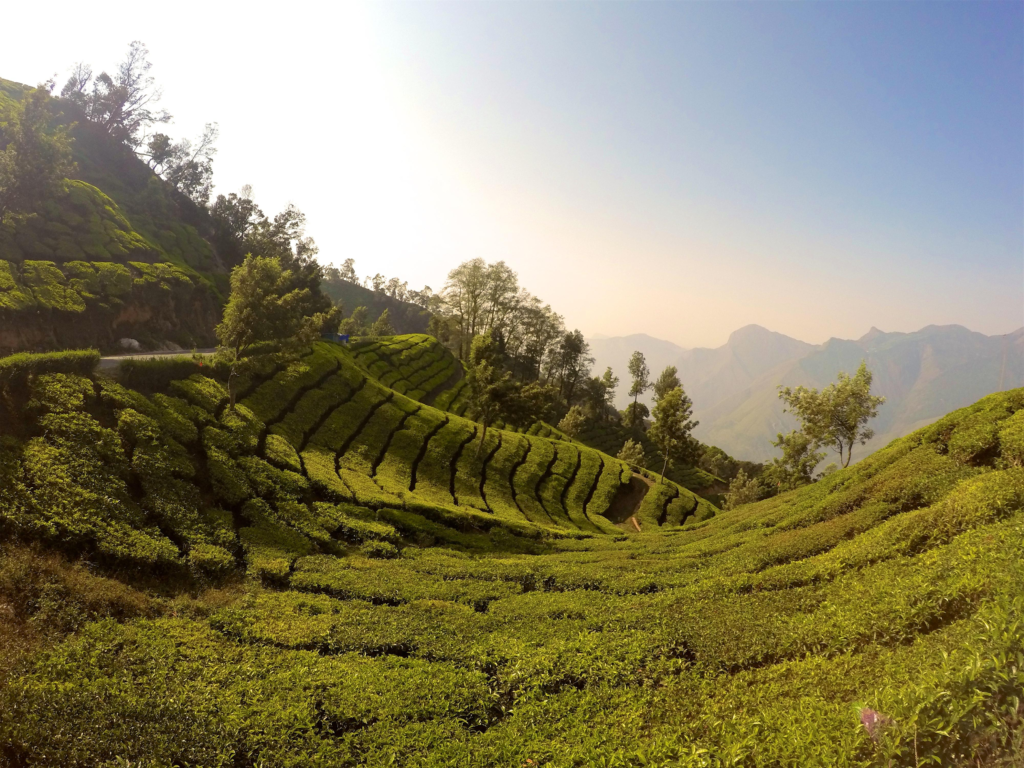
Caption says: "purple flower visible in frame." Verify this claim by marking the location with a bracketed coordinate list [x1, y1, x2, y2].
[859, 708, 893, 741]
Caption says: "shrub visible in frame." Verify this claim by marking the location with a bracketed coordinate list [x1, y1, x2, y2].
[117, 355, 228, 391]
[0, 349, 99, 395]
[361, 540, 400, 559]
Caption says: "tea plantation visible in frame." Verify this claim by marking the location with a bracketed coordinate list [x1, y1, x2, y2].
[0, 342, 1022, 767]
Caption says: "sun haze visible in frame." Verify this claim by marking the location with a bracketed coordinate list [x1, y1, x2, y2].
[2, 0, 1020, 347]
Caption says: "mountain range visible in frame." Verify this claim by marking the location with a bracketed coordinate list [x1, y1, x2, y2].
[590, 323, 1024, 464]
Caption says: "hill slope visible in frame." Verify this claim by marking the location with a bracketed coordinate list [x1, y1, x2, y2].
[593, 323, 1024, 464]
[699, 324, 1024, 462]
[0, 78, 223, 353]
[1, 347, 1021, 765]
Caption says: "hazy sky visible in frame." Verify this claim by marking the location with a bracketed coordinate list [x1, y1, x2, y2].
[3, 1, 1022, 348]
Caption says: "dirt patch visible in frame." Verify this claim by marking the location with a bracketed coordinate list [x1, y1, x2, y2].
[604, 474, 653, 532]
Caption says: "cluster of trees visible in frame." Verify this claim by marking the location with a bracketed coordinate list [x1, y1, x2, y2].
[612, 354, 702, 483]
[0, 85, 75, 220]
[323, 258, 440, 312]
[62, 41, 219, 207]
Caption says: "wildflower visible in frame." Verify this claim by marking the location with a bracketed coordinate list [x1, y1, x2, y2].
[859, 707, 893, 741]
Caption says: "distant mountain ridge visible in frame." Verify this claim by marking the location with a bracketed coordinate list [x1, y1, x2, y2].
[590, 323, 1024, 464]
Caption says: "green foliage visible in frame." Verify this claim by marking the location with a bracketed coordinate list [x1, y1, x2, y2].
[0, 181, 160, 264]
[617, 437, 646, 466]
[361, 540, 400, 559]
[649, 385, 699, 478]
[116, 354, 228, 391]
[0, 348, 98, 394]
[779, 360, 886, 468]
[0, 86, 75, 218]
[11, 337, 1024, 765]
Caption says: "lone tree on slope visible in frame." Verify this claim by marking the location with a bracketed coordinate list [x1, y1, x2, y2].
[777, 361, 885, 469]
[648, 385, 699, 483]
[625, 351, 651, 428]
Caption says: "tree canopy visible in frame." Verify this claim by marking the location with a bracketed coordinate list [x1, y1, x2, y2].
[216, 254, 339, 407]
[648, 386, 699, 482]
[778, 361, 885, 468]
[0, 87, 75, 218]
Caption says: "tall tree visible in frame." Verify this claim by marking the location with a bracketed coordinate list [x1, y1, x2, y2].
[0, 87, 76, 218]
[552, 330, 592, 404]
[653, 365, 681, 403]
[216, 255, 338, 409]
[209, 189, 331, 317]
[777, 361, 885, 468]
[627, 351, 651, 413]
[142, 123, 219, 206]
[648, 386, 699, 483]
[369, 308, 395, 337]
[465, 333, 511, 456]
[442, 258, 490, 360]
[62, 41, 170, 148]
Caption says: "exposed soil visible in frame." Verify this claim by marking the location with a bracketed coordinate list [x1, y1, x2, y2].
[604, 473, 653, 532]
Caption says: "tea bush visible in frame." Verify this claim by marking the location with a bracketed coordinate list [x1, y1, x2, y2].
[6, 346, 1022, 766]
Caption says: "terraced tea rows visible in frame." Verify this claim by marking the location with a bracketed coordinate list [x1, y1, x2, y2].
[4, 374, 1023, 766]
[350, 334, 463, 404]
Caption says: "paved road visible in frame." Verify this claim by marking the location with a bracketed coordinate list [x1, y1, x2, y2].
[97, 348, 218, 371]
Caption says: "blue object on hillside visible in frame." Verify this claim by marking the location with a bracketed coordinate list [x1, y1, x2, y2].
[321, 333, 351, 344]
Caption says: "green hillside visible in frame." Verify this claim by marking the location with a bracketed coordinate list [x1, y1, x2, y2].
[349, 334, 723, 497]
[321, 278, 432, 335]
[0, 79, 223, 353]
[1, 337, 1022, 765]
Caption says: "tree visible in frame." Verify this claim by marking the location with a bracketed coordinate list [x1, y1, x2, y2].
[208, 189, 331, 317]
[580, 367, 618, 422]
[617, 438, 646, 466]
[62, 41, 171, 148]
[722, 470, 764, 510]
[648, 386, 699, 482]
[465, 333, 512, 456]
[369, 308, 395, 337]
[339, 306, 368, 336]
[336, 258, 358, 283]
[653, 366, 681, 403]
[762, 431, 825, 492]
[551, 330, 592, 404]
[698, 445, 735, 480]
[142, 123, 219, 206]
[557, 406, 585, 439]
[777, 361, 885, 468]
[216, 255, 339, 409]
[627, 351, 651, 414]
[622, 401, 650, 430]
[500, 381, 559, 430]
[0, 87, 76, 218]
[600, 367, 619, 409]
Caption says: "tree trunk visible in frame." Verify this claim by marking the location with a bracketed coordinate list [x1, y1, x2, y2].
[660, 453, 668, 483]
[476, 421, 488, 459]
[228, 345, 241, 411]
